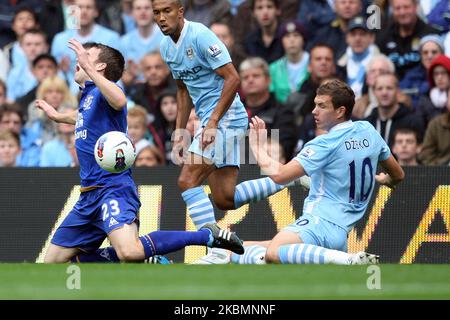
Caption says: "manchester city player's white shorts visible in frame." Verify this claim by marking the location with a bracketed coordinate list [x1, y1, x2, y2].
[188, 124, 247, 168]
[283, 214, 348, 252]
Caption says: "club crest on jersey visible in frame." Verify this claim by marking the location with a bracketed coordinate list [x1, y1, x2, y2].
[186, 47, 194, 59]
[208, 44, 222, 58]
[83, 94, 93, 110]
[97, 136, 106, 161]
[114, 149, 126, 171]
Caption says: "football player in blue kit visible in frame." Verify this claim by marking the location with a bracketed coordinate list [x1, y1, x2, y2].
[36, 39, 244, 263]
[231, 79, 405, 265]
[151, 0, 309, 263]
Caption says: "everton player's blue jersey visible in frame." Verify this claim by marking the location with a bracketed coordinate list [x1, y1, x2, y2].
[75, 81, 134, 187]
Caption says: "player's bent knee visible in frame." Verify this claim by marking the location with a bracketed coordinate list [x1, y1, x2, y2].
[114, 245, 144, 262]
[213, 196, 235, 210]
[178, 175, 199, 192]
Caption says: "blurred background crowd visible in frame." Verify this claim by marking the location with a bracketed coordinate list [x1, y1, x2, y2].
[0, 0, 449, 168]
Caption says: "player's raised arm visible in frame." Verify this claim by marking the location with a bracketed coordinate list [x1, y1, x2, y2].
[36, 99, 77, 125]
[250, 116, 305, 185]
[376, 155, 405, 189]
[68, 39, 127, 111]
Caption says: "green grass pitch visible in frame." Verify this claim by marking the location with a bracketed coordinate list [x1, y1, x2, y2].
[0, 264, 448, 299]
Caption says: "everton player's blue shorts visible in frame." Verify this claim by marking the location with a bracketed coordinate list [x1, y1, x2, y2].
[51, 183, 141, 252]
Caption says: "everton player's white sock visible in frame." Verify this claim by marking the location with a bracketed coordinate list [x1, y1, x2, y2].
[278, 243, 350, 265]
[182, 186, 216, 229]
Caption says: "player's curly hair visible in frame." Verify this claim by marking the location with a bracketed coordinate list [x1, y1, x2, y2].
[83, 42, 125, 82]
[316, 79, 355, 120]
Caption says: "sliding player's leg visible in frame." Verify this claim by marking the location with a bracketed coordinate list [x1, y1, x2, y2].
[44, 244, 81, 263]
[272, 215, 378, 265]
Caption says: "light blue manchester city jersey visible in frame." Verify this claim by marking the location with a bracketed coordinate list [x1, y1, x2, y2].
[160, 20, 248, 128]
[294, 121, 391, 232]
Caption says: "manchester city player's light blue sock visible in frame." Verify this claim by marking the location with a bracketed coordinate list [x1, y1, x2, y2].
[182, 186, 216, 229]
[278, 244, 350, 265]
[234, 177, 286, 208]
[230, 245, 267, 264]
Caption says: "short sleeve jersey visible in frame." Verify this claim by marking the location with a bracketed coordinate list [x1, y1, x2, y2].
[294, 121, 391, 231]
[75, 81, 134, 187]
[160, 20, 248, 128]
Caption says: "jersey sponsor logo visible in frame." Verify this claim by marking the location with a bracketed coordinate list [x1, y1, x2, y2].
[208, 44, 222, 58]
[300, 147, 316, 158]
[175, 66, 203, 80]
[83, 94, 93, 110]
[186, 47, 195, 59]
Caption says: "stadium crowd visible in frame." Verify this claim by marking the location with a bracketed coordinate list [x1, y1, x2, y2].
[0, 0, 449, 168]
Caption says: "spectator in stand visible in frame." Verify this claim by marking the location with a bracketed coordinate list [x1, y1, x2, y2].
[97, 0, 137, 35]
[296, 0, 336, 37]
[15, 54, 58, 116]
[307, 0, 362, 61]
[418, 86, 450, 165]
[269, 21, 309, 104]
[285, 44, 337, 128]
[127, 105, 153, 154]
[152, 90, 178, 164]
[6, 29, 49, 102]
[0, 81, 6, 106]
[51, 0, 121, 94]
[0, 130, 22, 167]
[129, 51, 175, 128]
[0, 103, 40, 166]
[0, 1, 43, 48]
[353, 54, 412, 119]
[39, 121, 77, 167]
[244, 0, 284, 64]
[2, 7, 39, 72]
[416, 54, 450, 128]
[119, 0, 163, 86]
[184, 0, 233, 27]
[26, 76, 77, 145]
[400, 34, 445, 107]
[232, 0, 299, 52]
[337, 16, 379, 99]
[239, 57, 297, 160]
[376, 0, 438, 81]
[365, 73, 424, 147]
[134, 145, 165, 167]
[392, 128, 421, 166]
[210, 22, 247, 70]
[39, 0, 77, 45]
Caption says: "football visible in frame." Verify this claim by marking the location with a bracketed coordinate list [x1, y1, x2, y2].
[94, 131, 136, 173]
